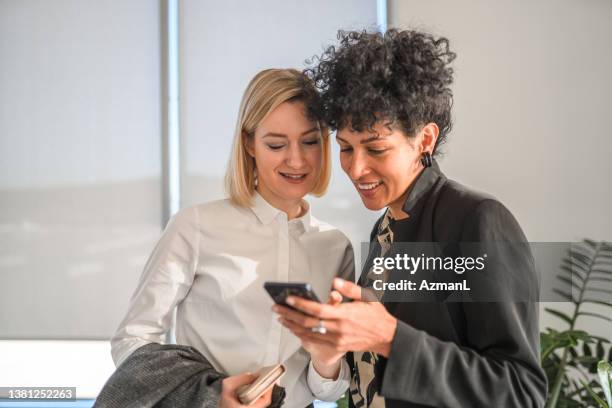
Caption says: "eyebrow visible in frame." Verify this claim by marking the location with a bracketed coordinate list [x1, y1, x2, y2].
[262, 127, 319, 139]
[336, 134, 386, 144]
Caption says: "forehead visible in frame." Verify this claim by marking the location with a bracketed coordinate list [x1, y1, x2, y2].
[336, 123, 394, 142]
[258, 101, 315, 134]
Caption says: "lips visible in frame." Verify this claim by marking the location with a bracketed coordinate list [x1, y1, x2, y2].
[354, 180, 383, 199]
[279, 172, 308, 183]
[357, 180, 383, 190]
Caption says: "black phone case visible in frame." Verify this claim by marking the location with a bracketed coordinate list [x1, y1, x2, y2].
[264, 282, 321, 309]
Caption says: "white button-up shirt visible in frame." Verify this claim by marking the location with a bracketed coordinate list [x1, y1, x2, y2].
[111, 192, 354, 407]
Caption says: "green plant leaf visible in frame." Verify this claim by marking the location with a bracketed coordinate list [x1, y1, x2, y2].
[590, 276, 612, 284]
[598, 361, 612, 407]
[556, 275, 580, 290]
[546, 308, 573, 325]
[587, 335, 611, 344]
[570, 250, 592, 265]
[594, 261, 612, 269]
[581, 379, 609, 408]
[578, 312, 612, 323]
[561, 264, 586, 281]
[545, 240, 612, 408]
[554, 288, 577, 303]
[584, 300, 612, 309]
[598, 342, 606, 360]
[336, 393, 349, 408]
[569, 346, 578, 359]
[587, 288, 612, 296]
[572, 244, 595, 257]
[569, 255, 591, 270]
[542, 336, 567, 362]
[576, 356, 599, 364]
[563, 257, 588, 274]
[571, 250, 592, 264]
[568, 330, 593, 341]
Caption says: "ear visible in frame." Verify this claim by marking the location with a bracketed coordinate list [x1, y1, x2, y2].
[243, 131, 255, 158]
[418, 123, 439, 154]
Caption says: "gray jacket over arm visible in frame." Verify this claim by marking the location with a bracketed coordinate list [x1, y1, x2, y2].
[94, 343, 285, 408]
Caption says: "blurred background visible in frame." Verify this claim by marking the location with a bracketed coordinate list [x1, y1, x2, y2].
[0, 0, 610, 405]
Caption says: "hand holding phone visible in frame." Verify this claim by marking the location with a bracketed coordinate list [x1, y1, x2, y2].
[263, 282, 321, 310]
[221, 373, 273, 408]
[236, 364, 285, 406]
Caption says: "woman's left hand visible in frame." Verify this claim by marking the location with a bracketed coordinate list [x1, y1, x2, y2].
[277, 290, 344, 379]
[273, 278, 398, 358]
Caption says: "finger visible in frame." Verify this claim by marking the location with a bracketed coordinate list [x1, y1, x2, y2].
[278, 316, 314, 335]
[228, 372, 257, 387]
[327, 290, 343, 306]
[279, 315, 344, 335]
[333, 278, 363, 301]
[273, 304, 321, 328]
[280, 317, 342, 345]
[250, 387, 274, 408]
[279, 316, 341, 337]
[284, 296, 341, 319]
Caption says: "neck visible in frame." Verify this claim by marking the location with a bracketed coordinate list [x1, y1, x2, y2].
[388, 200, 410, 220]
[256, 188, 304, 220]
[388, 166, 427, 220]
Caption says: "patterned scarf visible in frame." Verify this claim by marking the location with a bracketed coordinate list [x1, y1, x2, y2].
[349, 210, 394, 408]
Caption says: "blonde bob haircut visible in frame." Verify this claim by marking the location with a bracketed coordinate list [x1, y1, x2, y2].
[225, 68, 331, 208]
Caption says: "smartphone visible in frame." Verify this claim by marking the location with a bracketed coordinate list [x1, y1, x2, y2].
[264, 281, 321, 309]
[237, 364, 285, 406]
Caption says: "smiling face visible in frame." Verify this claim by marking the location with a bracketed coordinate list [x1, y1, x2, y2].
[336, 121, 438, 218]
[245, 100, 322, 215]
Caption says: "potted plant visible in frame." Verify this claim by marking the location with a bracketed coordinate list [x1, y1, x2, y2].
[542, 240, 612, 407]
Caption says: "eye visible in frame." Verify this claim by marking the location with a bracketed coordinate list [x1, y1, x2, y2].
[302, 139, 320, 146]
[266, 144, 285, 150]
[368, 148, 387, 155]
[340, 146, 353, 153]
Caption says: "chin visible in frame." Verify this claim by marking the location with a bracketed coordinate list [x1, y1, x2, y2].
[277, 187, 310, 201]
[360, 198, 386, 212]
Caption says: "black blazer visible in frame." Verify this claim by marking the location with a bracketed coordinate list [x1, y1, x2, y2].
[348, 161, 547, 408]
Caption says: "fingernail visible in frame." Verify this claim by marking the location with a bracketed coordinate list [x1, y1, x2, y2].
[286, 296, 295, 306]
[335, 278, 345, 288]
[271, 305, 278, 312]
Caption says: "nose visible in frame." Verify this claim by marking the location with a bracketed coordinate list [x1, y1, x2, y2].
[346, 150, 369, 181]
[286, 143, 306, 169]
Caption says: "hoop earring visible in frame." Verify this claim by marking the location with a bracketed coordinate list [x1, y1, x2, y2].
[420, 152, 432, 168]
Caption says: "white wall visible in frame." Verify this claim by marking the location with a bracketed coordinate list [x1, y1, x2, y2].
[389, 0, 612, 339]
[0, 0, 162, 338]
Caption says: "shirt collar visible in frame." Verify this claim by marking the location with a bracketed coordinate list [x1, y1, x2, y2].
[401, 159, 446, 216]
[251, 191, 312, 231]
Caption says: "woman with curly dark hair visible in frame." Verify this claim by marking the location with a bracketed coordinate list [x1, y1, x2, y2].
[273, 29, 547, 407]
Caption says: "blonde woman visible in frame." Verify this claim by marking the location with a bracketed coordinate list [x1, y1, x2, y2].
[111, 69, 354, 407]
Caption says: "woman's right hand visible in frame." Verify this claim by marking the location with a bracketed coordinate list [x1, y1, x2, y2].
[220, 373, 273, 408]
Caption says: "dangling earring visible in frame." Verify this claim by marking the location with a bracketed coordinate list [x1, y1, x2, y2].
[253, 167, 258, 188]
[420, 152, 432, 168]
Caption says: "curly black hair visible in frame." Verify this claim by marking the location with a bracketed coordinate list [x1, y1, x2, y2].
[304, 29, 456, 153]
